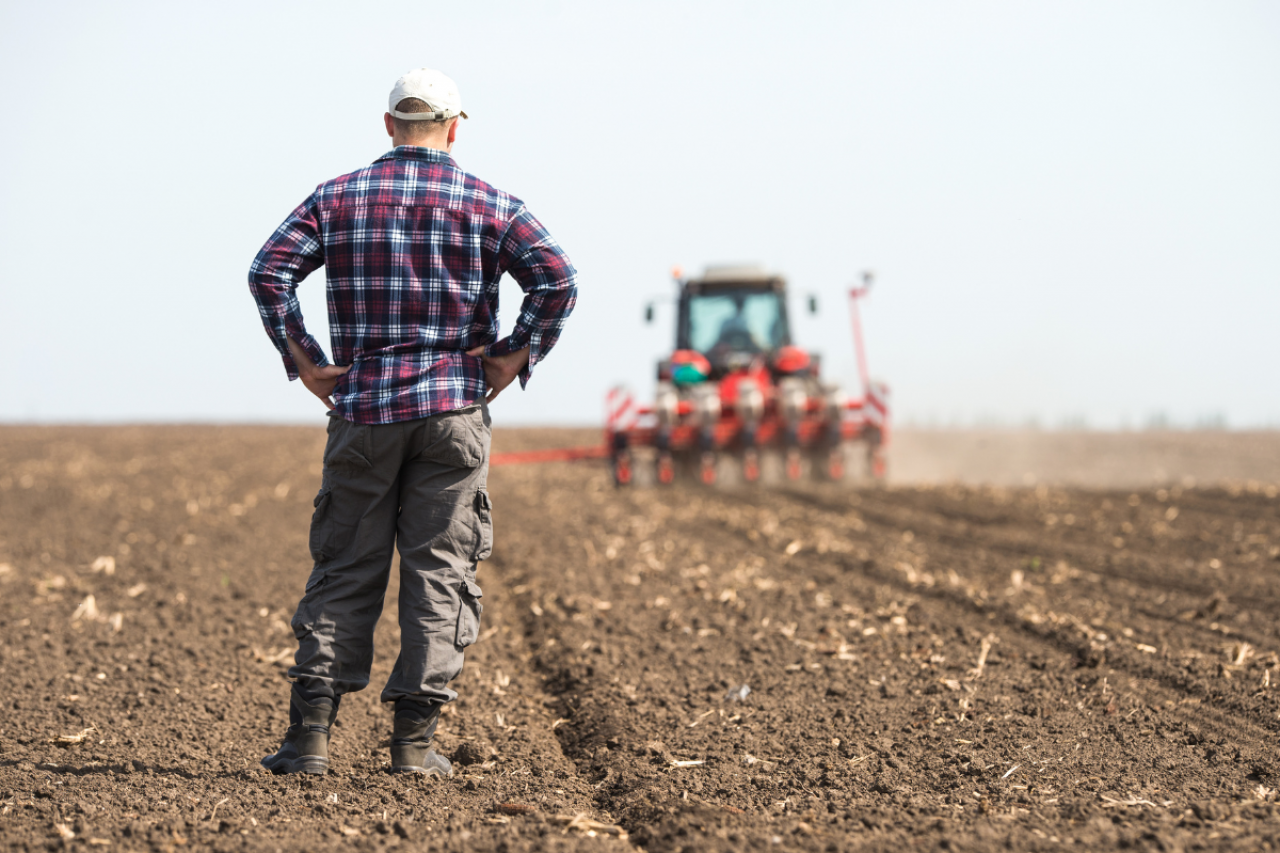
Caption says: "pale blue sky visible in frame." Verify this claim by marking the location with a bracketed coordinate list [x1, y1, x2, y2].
[1, 1, 1276, 427]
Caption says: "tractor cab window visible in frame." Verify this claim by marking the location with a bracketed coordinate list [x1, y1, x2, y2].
[687, 291, 786, 355]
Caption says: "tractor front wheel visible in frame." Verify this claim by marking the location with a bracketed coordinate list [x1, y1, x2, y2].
[700, 452, 718, 485]
[656, 452, 675, 485]
[785, 449, 803, 481]
[826, 448, 845, 481]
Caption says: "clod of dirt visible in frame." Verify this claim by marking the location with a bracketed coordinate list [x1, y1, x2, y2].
[452, 741, 495, 766]
[1194, 594, 1227, 619]
[1074, 644, 1106, 668]
[1192, 800, 1232, 822]
[871, 777, 897, 794]
[638, 739, 672, 763]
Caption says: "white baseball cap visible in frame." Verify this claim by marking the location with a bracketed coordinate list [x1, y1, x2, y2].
[388, 68, 468, 121]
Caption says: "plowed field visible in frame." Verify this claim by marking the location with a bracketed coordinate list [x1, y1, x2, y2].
[2, 426, 1280, 852]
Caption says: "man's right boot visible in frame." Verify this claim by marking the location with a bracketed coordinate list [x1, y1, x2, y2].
[390, 705, 452, 777]
[262, 688, 338, 775]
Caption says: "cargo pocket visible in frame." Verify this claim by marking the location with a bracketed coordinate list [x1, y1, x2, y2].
[302, 568, 328, 595]
[309, 487, 334, 563]
[310, 485, 360, 564]
[472, 489, 493, 562]
[454, 579, 484, 648]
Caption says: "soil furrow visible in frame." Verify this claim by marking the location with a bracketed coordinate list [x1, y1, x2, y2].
[748, 487, 1280, 738]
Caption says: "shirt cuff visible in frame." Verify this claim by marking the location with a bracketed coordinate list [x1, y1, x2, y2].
[487, 333, 541, 390]
[280, 332, 330, 381]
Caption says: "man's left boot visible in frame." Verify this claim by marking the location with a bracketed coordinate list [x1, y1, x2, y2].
[262, 687, 338, 775]
[390, 703, 452, 777]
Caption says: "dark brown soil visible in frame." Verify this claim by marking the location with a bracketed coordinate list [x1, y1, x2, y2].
[2, 426, 1280, 851]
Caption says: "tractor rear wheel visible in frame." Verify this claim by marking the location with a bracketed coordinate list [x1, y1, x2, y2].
[612, 450, 632, 486]
[867, 443, 887, 481]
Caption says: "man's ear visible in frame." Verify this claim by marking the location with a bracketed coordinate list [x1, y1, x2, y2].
[446, 117, 459, 147]
[384, 112, 395, 138]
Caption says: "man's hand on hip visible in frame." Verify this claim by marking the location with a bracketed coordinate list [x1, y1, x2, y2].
[466, 346, 529, 403]
[287, 337, 351, 411]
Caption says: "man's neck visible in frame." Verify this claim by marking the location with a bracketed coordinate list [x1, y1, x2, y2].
[391, 135, 450, 152]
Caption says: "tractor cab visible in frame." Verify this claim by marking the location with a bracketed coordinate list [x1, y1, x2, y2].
[659, 265, 810, 379]
[661, 266, 819, 383]
[678, 267, 791, 374]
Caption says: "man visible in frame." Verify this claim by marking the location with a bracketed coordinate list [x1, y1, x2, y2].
[247, 68, 577, 776]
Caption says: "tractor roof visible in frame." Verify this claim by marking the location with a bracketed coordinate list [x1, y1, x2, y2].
[686, 264, 786, 292]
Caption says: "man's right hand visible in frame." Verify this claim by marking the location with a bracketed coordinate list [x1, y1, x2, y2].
[288, 337, 350, 411]
[466, 345, 530, 403]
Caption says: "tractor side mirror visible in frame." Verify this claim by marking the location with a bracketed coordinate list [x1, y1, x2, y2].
[644, 303, 655, 323]
[807, 295, 819, 315]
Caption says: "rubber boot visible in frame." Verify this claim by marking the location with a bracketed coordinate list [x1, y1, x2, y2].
[390, 704, 452, 777]
[261, 687, 338, 775]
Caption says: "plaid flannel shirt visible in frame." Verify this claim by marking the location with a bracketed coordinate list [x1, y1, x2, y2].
[248, 146, 577, 424]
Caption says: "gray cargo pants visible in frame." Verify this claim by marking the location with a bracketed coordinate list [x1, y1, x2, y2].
[288, 403, 491, 711]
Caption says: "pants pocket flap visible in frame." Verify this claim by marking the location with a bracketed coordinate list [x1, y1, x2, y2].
[454, 579, 484, 648]
[472, 489, 493, 562]
[309, 488, 334, 562]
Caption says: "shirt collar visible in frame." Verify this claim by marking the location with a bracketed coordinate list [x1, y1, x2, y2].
[376, 145, 456, 167]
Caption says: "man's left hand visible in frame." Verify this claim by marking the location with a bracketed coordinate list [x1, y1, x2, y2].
[466, 346, 530, 403]
[287, 336, 350, 411]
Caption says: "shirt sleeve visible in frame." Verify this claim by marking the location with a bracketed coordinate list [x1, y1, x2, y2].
[487, 205, 578, 388]
[247, 192, 330, 380]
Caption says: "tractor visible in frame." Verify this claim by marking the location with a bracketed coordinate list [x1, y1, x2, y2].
[606, 265, 889, 486]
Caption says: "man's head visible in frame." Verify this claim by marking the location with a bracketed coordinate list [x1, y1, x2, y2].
[384, 68, 467, 152]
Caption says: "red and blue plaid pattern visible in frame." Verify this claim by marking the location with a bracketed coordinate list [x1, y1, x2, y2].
[249, 146, 577, 424]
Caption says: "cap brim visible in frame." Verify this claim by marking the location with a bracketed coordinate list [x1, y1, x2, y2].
[389, 108, 467, 122]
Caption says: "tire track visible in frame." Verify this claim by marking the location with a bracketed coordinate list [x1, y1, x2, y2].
[776, 486, 1280, 611]
[745, 486, 1280, 749]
